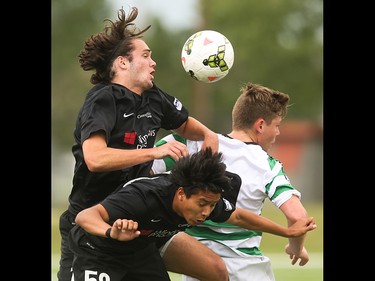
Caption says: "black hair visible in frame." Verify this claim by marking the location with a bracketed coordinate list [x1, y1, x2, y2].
[170, 148, 232, 197]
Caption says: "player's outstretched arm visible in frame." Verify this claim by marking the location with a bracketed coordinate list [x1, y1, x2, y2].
[174, 116, 219, 153]
[226, 207, 317, 238]
[280, 195, 310, 258]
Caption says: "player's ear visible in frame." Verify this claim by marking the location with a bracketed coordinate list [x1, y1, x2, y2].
[255, 118, 264, 132]
[177, 187, 186, 199]
[115, 56, 128, 69]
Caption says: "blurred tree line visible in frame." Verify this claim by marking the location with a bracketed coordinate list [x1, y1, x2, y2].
[52, 0, 323, 152]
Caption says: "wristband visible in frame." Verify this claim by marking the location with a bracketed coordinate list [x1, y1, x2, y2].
[105, 227, 112, 239]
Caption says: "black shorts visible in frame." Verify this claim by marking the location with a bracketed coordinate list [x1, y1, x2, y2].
[69, 226, 171, 281]
[57, 209, 76, 281]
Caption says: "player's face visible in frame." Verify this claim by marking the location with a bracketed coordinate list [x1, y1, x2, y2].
[260, 116, 282, 152]
[178, 190, 221, 226]
[127, 39, 156, 91]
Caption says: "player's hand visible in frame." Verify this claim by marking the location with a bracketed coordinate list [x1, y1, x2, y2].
[109, 219, 141, 241]
[201, 131, 219, 154]
[285, 244, 310, 266]
[286, 217, 317, 237]
[153, 140, 189, 161]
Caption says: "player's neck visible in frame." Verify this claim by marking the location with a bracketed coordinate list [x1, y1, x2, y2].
[228, 130, 257, 143]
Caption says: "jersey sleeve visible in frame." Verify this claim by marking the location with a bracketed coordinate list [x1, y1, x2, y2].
[207, 171, 241, 222]
[101, 185, 148, 222]
[152, 134, 187, 174]
[266, 158, 301, 208]
[151, 133, 202, 174]
[208, 198, 236, 222]
[154, 86, 189, 130]
[79, 88, 116, 143]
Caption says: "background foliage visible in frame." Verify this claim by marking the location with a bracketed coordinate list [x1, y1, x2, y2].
[52, 0, 323, 150]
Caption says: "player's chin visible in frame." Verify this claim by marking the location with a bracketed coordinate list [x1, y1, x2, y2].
[195, 219, 205, 225]
[188, 219, 203, 226]
[144, 79, 153, 89]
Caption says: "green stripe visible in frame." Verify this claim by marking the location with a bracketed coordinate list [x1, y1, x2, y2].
[155, 134, 187, 171]
[171, 134, 187, 145]
[202, 220, 242, 228]
[237, 247, 263, 255]
[163, 157, 175, 171]
[267, 156, 277, 169]
[186, 225, 262, 241]
[271, 184, 294, 200]
[265, 157, 295, 200]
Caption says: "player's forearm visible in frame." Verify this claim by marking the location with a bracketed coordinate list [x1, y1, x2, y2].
[281, 197, 309, 254]
[175, 117, 218, 153]
[82, 133, 157, 172]
[227, 208, 292, 238]
[75, 205, 111, 238]
[287, 235, 306, 255]
[174, 117, 213, 141]
[84, 146, 157, 172]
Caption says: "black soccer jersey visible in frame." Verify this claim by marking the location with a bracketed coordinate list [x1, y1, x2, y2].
[68, 83, 189, 215]
[71, 173, 237, 255]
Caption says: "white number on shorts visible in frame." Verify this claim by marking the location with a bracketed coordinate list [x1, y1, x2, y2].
[84, 270, 110, 281]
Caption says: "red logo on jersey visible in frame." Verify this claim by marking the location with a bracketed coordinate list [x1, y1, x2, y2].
[123, 131, 137, 144]
[139, 229, 153, 236]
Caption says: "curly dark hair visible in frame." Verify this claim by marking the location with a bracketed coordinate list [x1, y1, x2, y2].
[170, 148, 232, 198]
[78, 7, 151, 84]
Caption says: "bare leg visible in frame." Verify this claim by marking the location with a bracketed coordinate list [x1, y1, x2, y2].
[162, 232, 228, 281]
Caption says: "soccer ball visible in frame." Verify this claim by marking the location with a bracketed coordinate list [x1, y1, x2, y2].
[181, 30, 235, 83]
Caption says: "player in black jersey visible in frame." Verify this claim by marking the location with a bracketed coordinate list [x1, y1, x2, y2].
[70, 149, 316, 281]
[57, 7, 218, 281]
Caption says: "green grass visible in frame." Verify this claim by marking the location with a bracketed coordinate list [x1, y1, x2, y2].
[51, 201, 323, 281]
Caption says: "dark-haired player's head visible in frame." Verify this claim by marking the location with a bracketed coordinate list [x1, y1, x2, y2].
[170, 148, 232, 197]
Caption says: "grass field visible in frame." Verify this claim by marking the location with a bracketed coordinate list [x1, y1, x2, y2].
[51, 201, 323, 281]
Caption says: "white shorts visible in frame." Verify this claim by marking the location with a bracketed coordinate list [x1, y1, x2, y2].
[182, 240, 275, 281]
